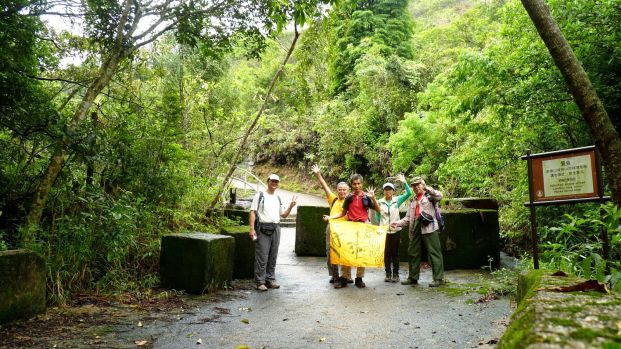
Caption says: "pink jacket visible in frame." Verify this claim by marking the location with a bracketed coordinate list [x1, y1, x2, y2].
[394, 186, 443, 235]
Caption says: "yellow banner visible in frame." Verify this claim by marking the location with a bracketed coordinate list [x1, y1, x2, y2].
[329, 220, 388, 268]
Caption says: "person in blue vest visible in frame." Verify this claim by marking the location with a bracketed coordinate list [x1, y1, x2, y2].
[391, 177, 444, 287]
[249, 174, 297, 292]
[375, 174, 412, 283]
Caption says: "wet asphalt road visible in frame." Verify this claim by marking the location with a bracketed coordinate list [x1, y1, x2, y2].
[121, 227, 511, 349]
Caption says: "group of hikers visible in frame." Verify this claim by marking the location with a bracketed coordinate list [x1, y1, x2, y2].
[248, 165, 444, 292]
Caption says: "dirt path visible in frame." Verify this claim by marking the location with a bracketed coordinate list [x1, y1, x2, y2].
[2, 226, 512, 349]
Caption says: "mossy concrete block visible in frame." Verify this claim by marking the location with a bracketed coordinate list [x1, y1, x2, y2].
[295, 206, 329, 256]
[498, 270, 621, 348]
[223, 209, 250, 225]
[398, 210, 500, 270]
[220, 225, 254, 279]
[205, 208, 250, 225]
[160, 233, 234, 294]
[441, 210, 500, 269]
[443, 197, 499, 210]
[0, 249, 46, 323]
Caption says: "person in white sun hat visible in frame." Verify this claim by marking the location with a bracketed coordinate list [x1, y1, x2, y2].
[375, 174, 412, 283]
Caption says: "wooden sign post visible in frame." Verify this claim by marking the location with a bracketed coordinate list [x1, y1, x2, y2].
[522, 146, 610, 269]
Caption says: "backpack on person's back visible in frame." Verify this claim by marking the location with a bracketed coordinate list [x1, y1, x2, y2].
[425, 192, 445, 232]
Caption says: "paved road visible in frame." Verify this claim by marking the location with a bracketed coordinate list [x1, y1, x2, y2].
[230, 177, 328, 215]
[115, 228, 511, 349]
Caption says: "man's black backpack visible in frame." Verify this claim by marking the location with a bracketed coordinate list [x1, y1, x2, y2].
[425, 192, 445, 232]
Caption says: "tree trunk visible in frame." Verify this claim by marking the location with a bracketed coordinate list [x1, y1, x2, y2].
[520, 0, 621, 205]
[25, 52, 125, 238]
[208, 28, 301, 210]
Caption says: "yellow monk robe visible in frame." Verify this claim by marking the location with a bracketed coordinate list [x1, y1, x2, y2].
[329, 220, 388, 268]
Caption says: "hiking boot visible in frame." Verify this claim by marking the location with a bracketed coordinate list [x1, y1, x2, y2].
[334, 279, 344, 289]
[391, 274, 400, 283]
[429, 279, 444, 287]
[346, 278, 354, 284]
[401, 278, 418, 286]
[384, 273, 392, 282]
[256, 284, 268, 292]
[266, 281, 280, 289]
[355, 277, 366, 288]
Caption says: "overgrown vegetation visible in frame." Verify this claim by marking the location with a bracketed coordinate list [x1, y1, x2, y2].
[1, 0, 620, 303]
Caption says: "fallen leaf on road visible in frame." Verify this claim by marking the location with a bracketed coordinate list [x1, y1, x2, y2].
[241, 318, 249, 324]
[137, 321, 143, 327]
[135, 340, 148, 346]
[319, 337, 326, 342]
[196, 338, 202, 344]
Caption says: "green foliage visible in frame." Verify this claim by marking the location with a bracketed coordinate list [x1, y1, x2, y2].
[538, 203, 621, 291]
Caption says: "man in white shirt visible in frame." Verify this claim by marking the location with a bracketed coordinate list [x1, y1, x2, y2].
[249, 174, 297, 291]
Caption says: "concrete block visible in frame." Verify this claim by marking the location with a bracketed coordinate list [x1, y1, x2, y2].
[0, 250, 46, 323]
[295, 206, 329, 256]
[160, 233, 234, 293]
[220, 225, 254, 279]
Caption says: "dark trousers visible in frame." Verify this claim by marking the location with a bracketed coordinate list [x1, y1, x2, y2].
[325, 225, 338, 278]
[384, 232, 401, 275]
[407, 221, 444, 281]
[254, 225, 281, 285]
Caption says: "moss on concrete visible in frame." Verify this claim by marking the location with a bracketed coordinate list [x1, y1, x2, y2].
[498, 269, 621, 348]
[441, 210, 500, 269]
[295, 206, 330, 256]
[206, 208, 250, 225]
[220, 225, 254, 279]
[160, 233, 235, 294]
[0, 250, 46, 323]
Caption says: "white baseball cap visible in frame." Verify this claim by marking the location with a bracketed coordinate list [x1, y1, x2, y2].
[383, 182, 395, 190]
[267, 174, 280, 181]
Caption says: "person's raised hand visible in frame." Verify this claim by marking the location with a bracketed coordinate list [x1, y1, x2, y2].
[396, 174, 406, 183]
[311, 164, 320, 174]
[366, 186, 376, 198]
[290, 195, 298, 208]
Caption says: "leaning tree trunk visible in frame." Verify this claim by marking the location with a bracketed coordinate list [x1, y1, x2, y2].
[208, 27, 301, 210]
[25, 52, 125, 240]
[520, 0, 621, 206]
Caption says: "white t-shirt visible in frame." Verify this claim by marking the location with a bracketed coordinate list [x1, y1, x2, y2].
[250, 191, 283, 224]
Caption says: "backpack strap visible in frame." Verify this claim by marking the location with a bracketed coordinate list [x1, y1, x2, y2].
[330, 196, 338, 208]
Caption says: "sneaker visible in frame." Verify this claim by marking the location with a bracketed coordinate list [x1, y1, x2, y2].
[401, 279, 418, 286]
[256, 284, 268, 292]
[334, 280, 344, 289]
[429, 279, 444, 287]
[391, 274, 400, 283]
[266, 281, 280, 289]
[355, 277, 366, 288]
[384, 273, 392, 282]
[338, 277, 348, 288]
